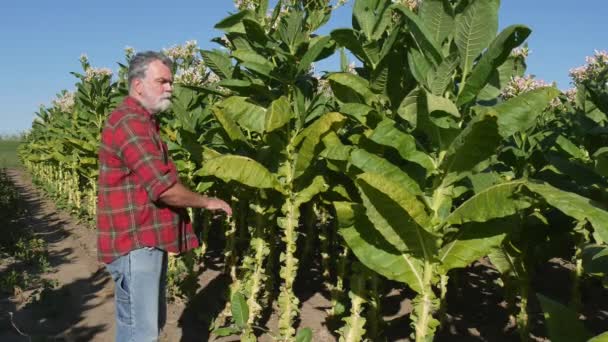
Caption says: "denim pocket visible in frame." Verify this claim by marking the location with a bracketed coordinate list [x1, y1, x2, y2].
[114, 273, 132, 325]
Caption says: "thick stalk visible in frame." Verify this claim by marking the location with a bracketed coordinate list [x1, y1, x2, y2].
[366, 271, 383, 340]
[570, 241, 584, 313]
[317, 204, 332, 284]
[339, 263, 367, 342]
[329, 246, 349, 317]
[438, 274, 449, 327]
[516, 281, 530, 342]
[413, 263, 440, 342]
[277, 194, 300, 339]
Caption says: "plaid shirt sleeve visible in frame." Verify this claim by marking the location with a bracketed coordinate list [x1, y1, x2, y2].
[114, 115, 177, 201]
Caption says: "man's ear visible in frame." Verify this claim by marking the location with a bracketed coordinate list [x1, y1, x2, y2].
[132, 78, 143, 95]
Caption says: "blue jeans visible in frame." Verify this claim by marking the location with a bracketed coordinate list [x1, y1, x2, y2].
[105, 247, 168, 342]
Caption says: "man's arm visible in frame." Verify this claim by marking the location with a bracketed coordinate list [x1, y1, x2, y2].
[158, 182, 232, 216]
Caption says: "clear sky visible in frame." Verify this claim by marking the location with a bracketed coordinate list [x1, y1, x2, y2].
[1, 0, 607, 135]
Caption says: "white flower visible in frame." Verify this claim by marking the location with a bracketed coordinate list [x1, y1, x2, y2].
[511, 46, 530, 59]
[84, 67, 113, 82]
[52, 91, 75, 113]
[569, 50, 608, 85]
[501, 75, 550, 99]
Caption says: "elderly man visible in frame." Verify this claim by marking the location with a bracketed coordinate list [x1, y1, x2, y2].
[97, 51, 231, 341]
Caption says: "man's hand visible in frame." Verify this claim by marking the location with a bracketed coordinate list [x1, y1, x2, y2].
[202, 197, 232, 216]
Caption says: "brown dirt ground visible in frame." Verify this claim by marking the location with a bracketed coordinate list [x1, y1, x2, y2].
[0, 168, 607, 341]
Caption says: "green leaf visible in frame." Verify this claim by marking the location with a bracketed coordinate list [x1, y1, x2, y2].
[589, 332, 608, 342]
[356, 172, 436, 258]
[294, 176, 329, 207]
[393, 4, 443, 65]
[426, 91, 460, 118]
[491, 87, 561, 138]
[439, 217, 513, 272]
[429, 53, 459, 96]
[420, 0, 455, 45]
[201, 49, 234, 79]
[353, 0, 391, 41]
[215, 10, 255, 33]
[210, 107, 249, 144]
[197, 155, 282, 192]
[243, 18, 269, 46]
[298, 35, 333, 74]
[593, 147, 608, 177]
[231, 292, 249, 330]
[582, 244, 608, 275]
[368, 119, 435, 171]
[293, 112, 346, 179]
[278, 10, 304, 53]
[457, 25, 531, 106]
[212, 326, 242, 336]
[555, 135, 588, 161]
[265, 96, 292, 132]
[217, 96, 266, 133]
[232, 50, 275, 78]
[537, 294, 591, 342]
[525, 181, 608, 244]
[440, 114, 500, 175]
[350, 149, 423, 195]
[455, 0, 499, 77]
[408, 49, 433, 88]
[295, 328, 313, 342]
[446, 181, 530, 225]
[339, 103, 375, 125]
[335, 201, 425, 293]
[331, 29, 369, 65]
[328, 73, 376, 105]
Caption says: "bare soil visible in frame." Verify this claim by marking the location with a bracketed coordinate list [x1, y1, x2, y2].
[1, 168, 607, 341]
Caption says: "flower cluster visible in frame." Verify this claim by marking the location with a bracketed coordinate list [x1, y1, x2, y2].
[174, 66, 204, 86]
[234, 0, 256, 10]
[394, 0, 420, 11]
[163, 40, 200, 68]
[124, 46, 135, 60]
[84, 67, 113, 82]
[52, 91, 75, 113]
[501, 75, 550, 100]
[564, 88, 577, 105]
[569, 50, 608, 85]
[511, 46, 530, 59]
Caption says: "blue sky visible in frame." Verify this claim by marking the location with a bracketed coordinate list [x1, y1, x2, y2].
[1, 0, 607, 135]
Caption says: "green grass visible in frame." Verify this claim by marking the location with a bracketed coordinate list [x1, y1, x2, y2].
[0, 139, 22, 168]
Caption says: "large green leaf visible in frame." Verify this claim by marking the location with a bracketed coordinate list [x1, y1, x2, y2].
[455, 0, 499, 77]
[457, 25, 531, 106]
[353, 0, 391, 41]
[589, 332, 608, 342]
[328, 73, 377, 106]
[217, 96, 266, 133]
[439, 114, 501, 175]
[537, 294, 591, 342]
[446, 181, 530, 225]
[197, 155, 282, 192]
[420, 0, 454, 45]
[335, 201, 425, 293]
[393, 4, 443, 65]
[428, 53, 459, 96]
[350, 148, 423, 195]
[356, 172, 436, 258]
[368, 119, 435, 171]
[525, 181, 608, 243]
[232, 50, 275, 78]
[297, 35, 333, 74]
[265, 96, 292, 133]
[330, 29, 369, 65]
[582, 244, 608, 275]
[211, 107, 248, 144]
[293, 112, 345, 179]
[439, 217, 514, 272]
[293, 176, 329, 207]
[214, 10, 255, 33]
[490, 87, 561, 138]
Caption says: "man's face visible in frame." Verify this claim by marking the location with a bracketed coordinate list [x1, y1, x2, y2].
[136, 60, 173, 114]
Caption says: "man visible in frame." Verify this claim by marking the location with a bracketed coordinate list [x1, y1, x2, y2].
[97, 51, 231, 341]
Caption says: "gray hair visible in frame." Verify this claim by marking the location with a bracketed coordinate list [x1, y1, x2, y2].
[127, 51, 173, 90]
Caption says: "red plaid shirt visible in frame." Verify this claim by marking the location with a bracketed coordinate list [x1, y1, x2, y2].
[97, 96, 199, 264]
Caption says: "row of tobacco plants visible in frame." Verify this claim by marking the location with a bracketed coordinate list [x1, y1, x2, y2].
[19, 0, 608, 341]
